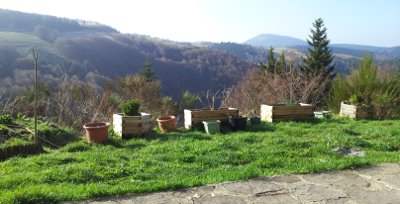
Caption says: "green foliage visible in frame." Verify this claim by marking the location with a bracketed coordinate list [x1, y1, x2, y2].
[302, 18, 335, 78]
[16, 113, 25, 120]
[0, 124, 8, 135]
[328, 74, 348, 113]
[1, 119, 400, 203]
[139, 58, 157, 82]
[348, 94, 363, 105]
[329, 56, 400, 118]
[180, 91, 199, 110]
[119, 99, 141, 116]
[259, 47, 276, 73]
[275, 51, 287, 73]
[0, 114, 13, 124]
[22, 82, 51, 103]
[284, 100, 296, 106]
[161, 96, 178, 115]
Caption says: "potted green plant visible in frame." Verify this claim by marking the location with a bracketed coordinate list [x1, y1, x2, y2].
[156, 115, 177, 133]
[112, 99, 153, 138]
[83, 122, 110, 144]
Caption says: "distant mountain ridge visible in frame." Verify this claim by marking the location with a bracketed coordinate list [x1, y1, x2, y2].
[244, 34, 307, 48]
[245, 33, 400, 58]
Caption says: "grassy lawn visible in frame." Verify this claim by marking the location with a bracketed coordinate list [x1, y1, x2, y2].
[1, 117, 400, 203]
[0, 117, 76, 149]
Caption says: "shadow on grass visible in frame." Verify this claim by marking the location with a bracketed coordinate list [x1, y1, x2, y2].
[142, 130, 212, 142]
[102, 138, 125, 148]
[245, 122, 276, 133]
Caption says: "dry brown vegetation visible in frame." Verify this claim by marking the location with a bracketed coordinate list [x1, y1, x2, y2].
[228, 64, 329, 115]
[0, 75, 178, 131]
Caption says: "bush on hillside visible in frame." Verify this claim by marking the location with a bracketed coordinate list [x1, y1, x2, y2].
[328, 56, 400, 119]
[0, 114, 12, 124]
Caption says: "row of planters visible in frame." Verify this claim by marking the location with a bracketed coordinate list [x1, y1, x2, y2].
[83, 99, 369, 143]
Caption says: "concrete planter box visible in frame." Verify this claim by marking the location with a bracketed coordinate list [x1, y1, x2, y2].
[112, 112, 153, 138]
[260, 103, 314, 122]
[184, 108, 238, 129]
[340, 102, 369, 119]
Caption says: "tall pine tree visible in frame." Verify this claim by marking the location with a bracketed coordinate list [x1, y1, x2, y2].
[302, 18, 335, 78]
[259, 47, 276, 73]
[139, 57, 156, 82]
[275, 51, 286, 74]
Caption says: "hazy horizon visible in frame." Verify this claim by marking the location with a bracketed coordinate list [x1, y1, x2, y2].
[1, 0, 400, 47]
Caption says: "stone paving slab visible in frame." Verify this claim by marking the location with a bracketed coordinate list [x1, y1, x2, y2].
[66, 163, 400, 204]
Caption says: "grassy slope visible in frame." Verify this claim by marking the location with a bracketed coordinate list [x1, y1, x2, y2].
[0, 32, 50, 49]
[0, 117, 76, 149]
[0, 118, 399, 203]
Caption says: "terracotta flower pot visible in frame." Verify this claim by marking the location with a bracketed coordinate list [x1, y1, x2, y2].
[156, 115, 176, 133]
[83, 122, 109, 144]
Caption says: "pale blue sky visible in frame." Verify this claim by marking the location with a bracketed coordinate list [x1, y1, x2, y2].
[1, 0, 399, 46]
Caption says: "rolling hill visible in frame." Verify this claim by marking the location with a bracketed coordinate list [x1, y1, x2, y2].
[0, 9, 398, 100]
[244, 34, 307, 48]
[0, 9, 253, 98]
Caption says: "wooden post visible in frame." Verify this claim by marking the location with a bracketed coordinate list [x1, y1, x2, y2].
[32, 49, 39, 143]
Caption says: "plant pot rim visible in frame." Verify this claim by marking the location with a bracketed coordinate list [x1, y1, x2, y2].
[185, 107, 238, 111]
[229, 115, 247, 119]
[114, 112, 151, 117]
[157, 115, 176, 122]
[262, 103, 312, 107]
[83, 122, 110, 129]
[202, 120, 221, 124]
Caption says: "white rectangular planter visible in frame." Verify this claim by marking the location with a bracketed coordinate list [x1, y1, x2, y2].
[260, 103, 314, 122]
[184, 108, 238, 129]
[112, 112, 153, 138]
[340, 102, 369, 119]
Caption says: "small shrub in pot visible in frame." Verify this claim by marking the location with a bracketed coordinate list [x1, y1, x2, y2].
[120, 99, 140, 116]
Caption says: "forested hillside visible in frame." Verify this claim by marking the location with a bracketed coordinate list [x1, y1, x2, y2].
[0, 9, 254, 98]
[0, 9, 399, 99]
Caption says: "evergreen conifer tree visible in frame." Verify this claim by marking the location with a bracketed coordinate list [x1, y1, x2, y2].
[139, 57, 156, 82]
[275, 51, 286, 73]
[302, 18, 335, 78]
[259, 47, 276, 73]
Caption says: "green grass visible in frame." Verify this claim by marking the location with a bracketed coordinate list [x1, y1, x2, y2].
[1, 117, 400, 203]
[0, 117, 77, 149]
